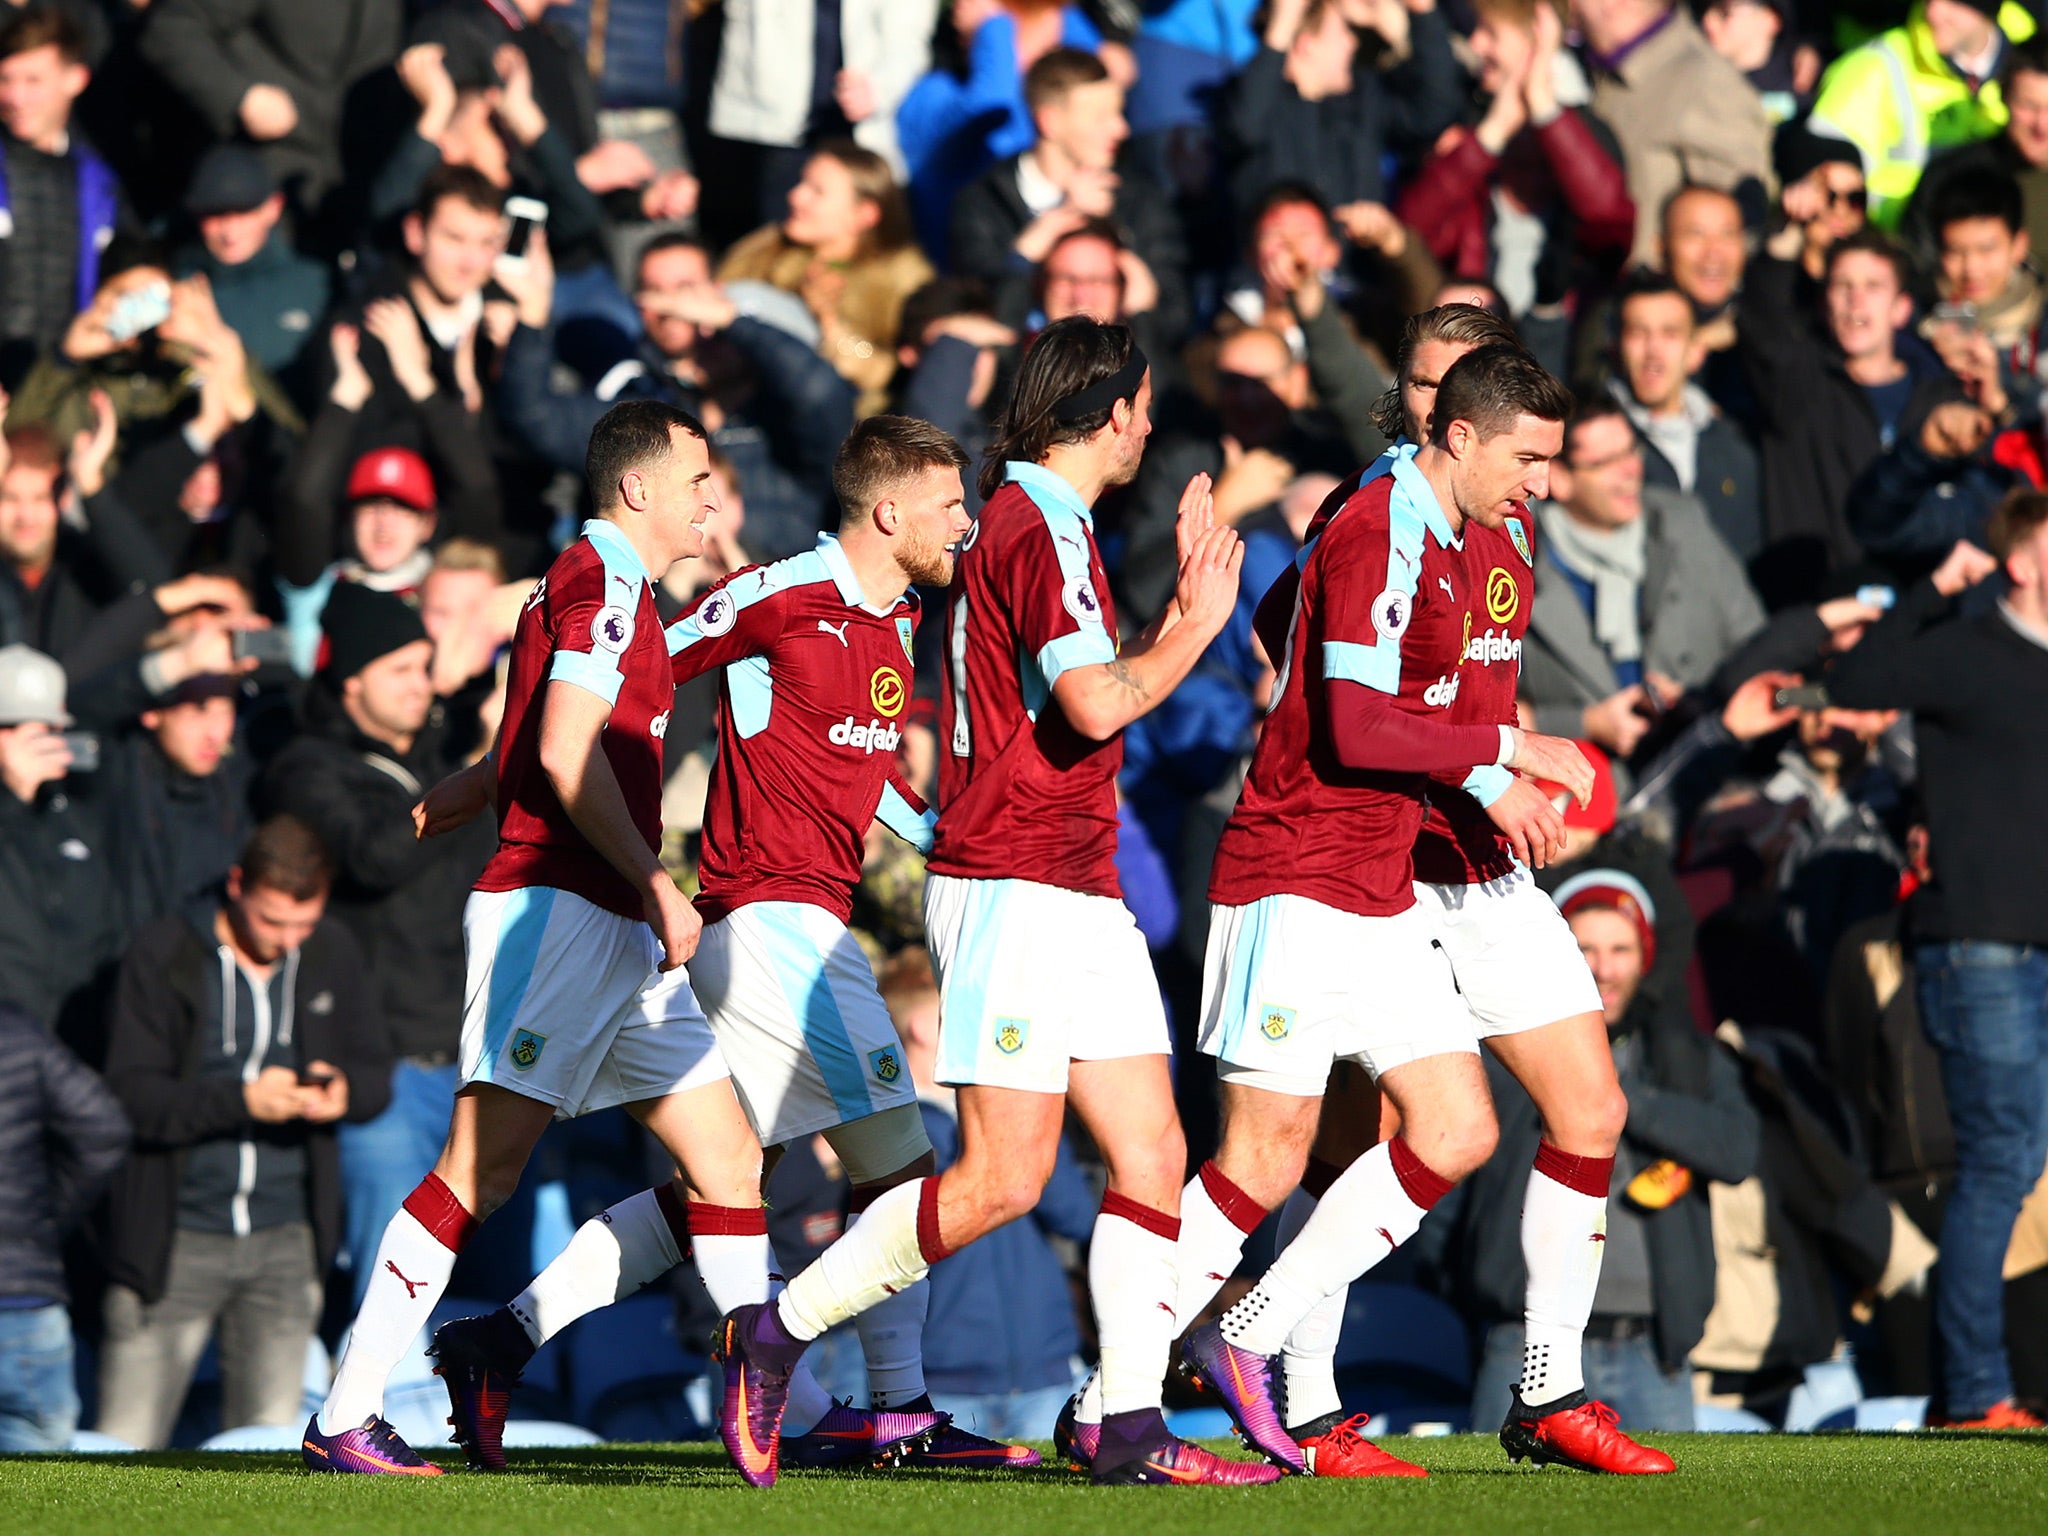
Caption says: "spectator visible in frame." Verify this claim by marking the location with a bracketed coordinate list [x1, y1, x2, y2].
[281, 169, 508, 576]
[1739, 230, 1961, 607]
[1652, 185, 1750, 415]
[138, 0, 402, 227]
[1609, 272, 1764, 569]
[1848, 394, 2025, 574]
[896, 0, 1111, 262]
[97, 815, 390, 1449]
[0, 1002, 128, 1453]
[0, 642, 126, 1044]
[0, 9, 128, 385]
[1919, 169, 2043, 419]
[708, 0, 935, 224]
[276, 445, 443, 677]
[718, 141, 934, 418]
[1697, 0, 1820, 126]
[1573, 0, 1773, 267]
[264, 585, 494, 1312]
[1827, 517, 2048, 1428]
[1808, 0, 2032, 234]
[492, 230, 855, 559]
[1396, 0, 1634, 321]
[1770, 123, 1871, 284]
[949, 48, 1189, 347]
[880, 949, 1093, 1439]
[1222, 0, 1461, 219]
[1441, 867, 1759, 1432]
[1905, 31, 2048, 265]
[891, 277, 1013, 501]
[370, 36, 610, 316]
[1522, 399, 1765, 759]
[416, 537, 523, 715]
[171, 145, 332, 397]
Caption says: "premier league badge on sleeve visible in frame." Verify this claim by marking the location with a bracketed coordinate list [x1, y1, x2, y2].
[695, 589, 736, 636]
[1062, 574, 1102, 625]
[591, 605, 635, 652]
[1372, 589, 1411, 641]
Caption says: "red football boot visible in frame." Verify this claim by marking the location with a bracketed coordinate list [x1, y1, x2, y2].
[1292, 1412, 1428, 1477]
[1500, 1390, 1674, 1474]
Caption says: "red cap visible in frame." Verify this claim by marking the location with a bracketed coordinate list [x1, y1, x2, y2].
[1533, 739, 1617, 833]
[346, 447, 436, 512]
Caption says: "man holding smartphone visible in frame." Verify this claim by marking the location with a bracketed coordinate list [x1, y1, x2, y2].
[98, 815, 393, 1449]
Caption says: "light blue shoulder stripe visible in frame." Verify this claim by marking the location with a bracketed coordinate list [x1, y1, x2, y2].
[548, 648, 626, 705]
[1321, 488, 1427, 696]
[877, 783, 936, 854]
[1017, 481, 1115, 688]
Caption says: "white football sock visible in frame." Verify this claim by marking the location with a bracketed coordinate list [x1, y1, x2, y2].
[1519, 1146, 1612, 1406]
[855, 1281, 930, 1409]
[777, 1177, 936, 1340]
[507, 1187, 683, 1348]
[320, 1180, 473, 1433]
[1219, 1140, 1445, 1356]
[1276, 1187, 1346, 1430]
[1091, 1193, 1181, 1416]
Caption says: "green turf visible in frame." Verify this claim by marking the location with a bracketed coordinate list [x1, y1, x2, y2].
[2, 1435, 2043, 1536]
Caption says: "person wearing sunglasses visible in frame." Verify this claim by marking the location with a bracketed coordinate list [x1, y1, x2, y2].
[1769, 122, 1871, 284]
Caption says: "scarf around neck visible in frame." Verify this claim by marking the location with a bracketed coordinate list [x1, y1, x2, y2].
[1539, 500, 1647, 666]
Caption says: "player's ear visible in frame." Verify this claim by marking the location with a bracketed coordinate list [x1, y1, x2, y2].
[872, 496, 899, 534]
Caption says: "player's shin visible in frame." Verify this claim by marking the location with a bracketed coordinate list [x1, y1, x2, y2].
[1090, 1192, 1182, 1416]
[320, 1174, 477, 1433]
[1276, 1180, 1348, 1432]
[1519, 1143, 1613, 1406]
[775, 1177, 945, 1343]
[1220, 1139, 1449, 1355]
[505, 1184, 690, 1350]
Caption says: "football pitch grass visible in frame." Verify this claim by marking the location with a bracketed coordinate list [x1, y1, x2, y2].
[4, 1434, 2044, 1536]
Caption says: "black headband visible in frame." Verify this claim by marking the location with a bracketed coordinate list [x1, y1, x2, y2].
[1050, 347, 1150, 424]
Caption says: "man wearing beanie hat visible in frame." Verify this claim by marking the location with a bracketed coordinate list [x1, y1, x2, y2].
[1810, 0, 2037, 232]
[264, 582, 497, 1312]
[173, 144, 331, 383]
[1766, 122, 1871, 283]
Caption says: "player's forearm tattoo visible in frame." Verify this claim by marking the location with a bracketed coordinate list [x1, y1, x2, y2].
[1106, 656, 1149, 700]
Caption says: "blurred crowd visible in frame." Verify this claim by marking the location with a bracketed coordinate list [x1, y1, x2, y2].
[3, 0, 2048, 1455]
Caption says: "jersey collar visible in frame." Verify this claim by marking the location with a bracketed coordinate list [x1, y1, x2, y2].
[815, 532, 910, 615]
[1387, 446, 1463, 551]
[581, 518, 652, 587]
[1005, 460, 1095, 529]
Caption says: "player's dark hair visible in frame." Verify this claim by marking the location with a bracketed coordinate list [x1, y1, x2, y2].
[1373, 305, 1525, 441]
[979, 315, 1139, 500]
[1931, 165, 2025, 238]
[586, 400, 708, 511]
[834, 415, 970, 526]
[1561, 397, 1634, 462]
[1023, 47, 1109, 112]
[1988, 487, 2048, 558]
[1429, 346, 1574, 446]
[414, 163, 504, 226]
[1823, 228, 1910, 292]
[237, 815, 332, 902]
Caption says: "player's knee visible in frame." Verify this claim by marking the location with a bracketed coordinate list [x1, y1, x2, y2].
[1433, 1111, 1499, 1184]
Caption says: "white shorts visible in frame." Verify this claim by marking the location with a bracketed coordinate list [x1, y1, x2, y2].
[925, 874, 1171, 1094]
[458, 887, 729, 1120]
[1198, 893, 1477, 1096]
[688, 901, 918, 1145]
[1415, 865, 1602, 1038]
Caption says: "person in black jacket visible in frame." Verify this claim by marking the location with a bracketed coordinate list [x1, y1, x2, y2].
[1432, 861, 1759, 1432]
[1221, 0, 1461, 225]
[1736, 230, 1962, 609]
[947, 49, 1189, 347]
[0, 1002, 128, 1452]
[1827, 515, 2048, 1428]
[264, 584, 494, 1310]
[97, 815, 391, 1450]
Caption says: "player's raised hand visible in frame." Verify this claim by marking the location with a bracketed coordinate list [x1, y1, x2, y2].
[644, 872, 703, 971]
[1174, 523, 1244, 638]
[1483, 775, 1568, 870]
[1175, 470, 1214, 566]
[1505, 730, 1595, 808]
[414, 759, 494, 840]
